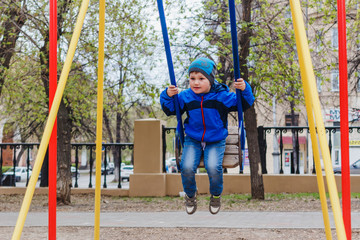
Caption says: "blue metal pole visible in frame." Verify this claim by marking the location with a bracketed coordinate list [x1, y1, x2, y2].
[228, 0, 245, 150]
[156, 0, 184, 147]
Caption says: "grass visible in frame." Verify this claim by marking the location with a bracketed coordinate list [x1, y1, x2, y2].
[222, 194, 252, 201]
[265, 193, 321, 200]
[102, 192, 360, 205]
[351, 193, 360, 198]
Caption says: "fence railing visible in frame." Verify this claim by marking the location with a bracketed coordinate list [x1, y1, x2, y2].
[162, 126, 177, 173]
[2, 124, 359, 188]
[0, 143, 38, 187]
[0, 142, 133, 188]
[163, 125, 360, 174]
[260, 126, 360, 174]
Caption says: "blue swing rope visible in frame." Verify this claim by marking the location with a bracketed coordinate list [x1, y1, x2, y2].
[228, 0, 246, 151]
[157, 0, 185, 147]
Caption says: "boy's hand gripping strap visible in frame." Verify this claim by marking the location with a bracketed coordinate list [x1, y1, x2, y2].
[229, 0, 246, 151]
[157, 0, 184, 148]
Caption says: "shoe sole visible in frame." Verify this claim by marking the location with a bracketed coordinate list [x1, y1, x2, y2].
[209, 206, 220, 214]
[186, 205, 197, 214]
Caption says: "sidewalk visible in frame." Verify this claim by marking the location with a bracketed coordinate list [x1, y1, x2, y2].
[2, 211, 360, 229]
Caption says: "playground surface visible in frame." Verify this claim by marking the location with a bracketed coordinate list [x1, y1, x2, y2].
[1, 194, 360, 239]
[2, 226, 358, 240]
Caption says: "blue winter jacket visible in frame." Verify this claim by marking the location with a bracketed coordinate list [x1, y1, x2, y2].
[160, 80, 255, 142]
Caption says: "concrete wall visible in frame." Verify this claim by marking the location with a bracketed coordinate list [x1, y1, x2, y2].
[129, 119, 167, 197]
[127, 119, 360, 197]
[164, 174, 360, 196]
[1, 175, 359, 196]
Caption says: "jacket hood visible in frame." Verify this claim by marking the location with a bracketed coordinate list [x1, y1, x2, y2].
[210, 80, 229, 93]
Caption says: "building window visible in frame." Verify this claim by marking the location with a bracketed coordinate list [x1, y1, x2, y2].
[334, 150, 340, 165]
[332, 28, 338, 49]
[331, 70, 339, 91]
[333, 122, 340, 166]
[316, 76, 322, 92]
[285, 114, 299, 126]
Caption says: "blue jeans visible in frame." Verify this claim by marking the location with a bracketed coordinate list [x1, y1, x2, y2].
[180, 136, 226, 198]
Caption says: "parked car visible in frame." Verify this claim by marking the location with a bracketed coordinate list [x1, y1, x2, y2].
[3, 167, 32, 182]
[101, 162, 115, 175]
[120, 165, 133, 181]
[71, 166, 80, 179]
[166, 158, 178, 173]
[334, 159, 360, 174]
[1, 174, 16, 186]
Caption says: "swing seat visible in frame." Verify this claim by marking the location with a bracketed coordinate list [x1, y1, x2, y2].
[198, 126, 240, 168]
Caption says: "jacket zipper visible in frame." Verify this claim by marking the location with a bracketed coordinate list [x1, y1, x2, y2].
[201, 96, 206, 142]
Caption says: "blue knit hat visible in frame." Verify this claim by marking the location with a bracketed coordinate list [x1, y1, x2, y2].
[188, 57, 216, 85]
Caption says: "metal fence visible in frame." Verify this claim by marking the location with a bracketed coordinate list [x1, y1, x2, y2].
[0, 142, 133, 188]
[163, 125, 360, 174]
[2, 125, 359, 188]
[259, 126, 360, 174]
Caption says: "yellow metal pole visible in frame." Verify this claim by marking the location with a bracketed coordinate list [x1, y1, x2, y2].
[94, 0, 105, 239]
[303, 85, 332, 239]
[289, 0, 346, 239]
[11, 0, 90, 239]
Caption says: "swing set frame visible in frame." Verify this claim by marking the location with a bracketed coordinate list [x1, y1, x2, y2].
[10, 0, 352, 239]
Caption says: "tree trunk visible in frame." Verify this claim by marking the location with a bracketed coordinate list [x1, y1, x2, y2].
[104, 111, 120, 181]
[40, 35, 72, 204]
[240, 0, 264, 199]
[290, 100, 297, 174]
[114, 112, 122, 180]
[0, 1, 27, 96]
[114, 72, 124, 180]
[244, 105, 265, 199]
[36, 0, 73, 204]
[56, 100, 73, 204]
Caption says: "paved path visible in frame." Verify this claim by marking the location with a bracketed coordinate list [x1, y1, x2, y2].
[2, 212, 360, 229]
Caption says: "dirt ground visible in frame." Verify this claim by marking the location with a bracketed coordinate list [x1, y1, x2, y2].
[1, 193, 359, 239]
[2, 226, 359, 240]
[1, 193, 360, 213]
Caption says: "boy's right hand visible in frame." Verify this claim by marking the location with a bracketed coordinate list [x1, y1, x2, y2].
[167, 85, 179, 97]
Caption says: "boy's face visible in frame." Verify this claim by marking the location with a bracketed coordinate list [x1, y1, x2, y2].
[189, 72, 211, 94]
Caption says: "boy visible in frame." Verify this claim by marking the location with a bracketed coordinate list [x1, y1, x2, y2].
[160, 57, 255, 214]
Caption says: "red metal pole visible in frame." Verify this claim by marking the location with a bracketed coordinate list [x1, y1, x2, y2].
[337, 0, 351, 239]
[49, 0, 57, 239]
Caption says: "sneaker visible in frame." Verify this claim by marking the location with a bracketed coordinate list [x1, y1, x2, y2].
[184, 194, 197, 215]
[209, 195, 221, 214]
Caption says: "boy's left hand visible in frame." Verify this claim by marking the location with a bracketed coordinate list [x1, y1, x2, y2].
[234, 78, 246, 91]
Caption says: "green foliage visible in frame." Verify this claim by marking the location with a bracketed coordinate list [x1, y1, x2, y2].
[165, 0, 359, 114]
[123, 160, 132, 165]
[1, 54, 48, 139]
[1, 166, 12, 172]
[88, 0, 164, 142]
[167, 0, 305, 112]
[2, 0, 358, 146]
[1, 0, 168, 143]
[198, 168, 207, 173]
[247, 0, 304, 106]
